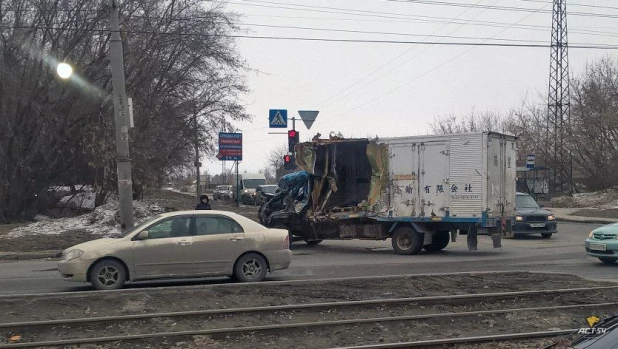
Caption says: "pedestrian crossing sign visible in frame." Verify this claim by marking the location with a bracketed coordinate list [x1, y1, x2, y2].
[269, 109, 288, 128]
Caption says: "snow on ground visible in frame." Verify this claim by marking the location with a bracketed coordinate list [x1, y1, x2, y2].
[8, 201, 162, 238]
[59, 191, 96, 210]
[552, 188, 618, 209]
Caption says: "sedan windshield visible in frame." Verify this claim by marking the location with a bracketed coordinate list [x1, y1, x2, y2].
[516, 195, 540, 209]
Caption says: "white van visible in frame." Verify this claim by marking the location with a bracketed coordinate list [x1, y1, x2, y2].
[232, 173, 267, 205]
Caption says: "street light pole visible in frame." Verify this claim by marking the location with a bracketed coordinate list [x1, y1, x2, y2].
[109, 0, 134, 230]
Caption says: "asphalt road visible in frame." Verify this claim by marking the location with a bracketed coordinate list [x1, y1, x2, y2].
[1, 221, 616, 295]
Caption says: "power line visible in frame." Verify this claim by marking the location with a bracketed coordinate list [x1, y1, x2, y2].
[384, 0, 618, 18]
[313, 0, 494, 110]
[3, 25, 617, 49]
[4, 7, 618, 38]
[512, 0, 618, 11]
[313, 1, 554, 126]
[220, 0, 618, 20]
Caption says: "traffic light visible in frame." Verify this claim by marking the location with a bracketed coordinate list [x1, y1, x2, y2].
[288, 129, 299, 153]
[283, 154, 295, 170]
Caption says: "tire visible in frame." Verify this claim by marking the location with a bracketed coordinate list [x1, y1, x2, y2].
[541, 233, 553, 239]
[234, 253, 268, 282]
[304, 239, 323, 246]
[599, 257, 617, 265]
[391, 226, 424, 255]
[89, 259, 127, 290]
[423, 231, 450, 252]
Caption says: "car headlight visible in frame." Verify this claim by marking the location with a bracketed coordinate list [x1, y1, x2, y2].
[588, 231, 594, 238]
[515, 216, 523, 221]
[547, 215, 555, 221]
[63, 249, 84, 261]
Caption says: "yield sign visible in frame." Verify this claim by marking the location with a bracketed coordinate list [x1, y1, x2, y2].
[298, 110, 319, 130]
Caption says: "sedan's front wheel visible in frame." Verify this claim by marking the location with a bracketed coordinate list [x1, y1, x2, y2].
[234, 253, 268, 282]
[89, 259, 127, 290]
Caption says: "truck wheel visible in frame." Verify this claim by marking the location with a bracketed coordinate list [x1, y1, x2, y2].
[423, 231, 450, 252]
[599, 257, 617, 265]
[391, 227, 424, 255]
[304, 239, 323, 246]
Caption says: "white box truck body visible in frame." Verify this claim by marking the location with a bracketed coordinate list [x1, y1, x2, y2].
[260, 132, 517, 254]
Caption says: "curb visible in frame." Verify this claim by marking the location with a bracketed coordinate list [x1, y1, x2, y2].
[555, 216, 618, 225]
[0, 251, 62, 261]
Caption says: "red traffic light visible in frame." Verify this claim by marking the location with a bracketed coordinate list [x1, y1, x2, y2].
[284, 155, 291, 163]
[288, 130, 297, 138]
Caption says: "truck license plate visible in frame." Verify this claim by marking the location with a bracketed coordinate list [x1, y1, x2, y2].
[530, 223, 545, 228]
[589, 244, 607, 251]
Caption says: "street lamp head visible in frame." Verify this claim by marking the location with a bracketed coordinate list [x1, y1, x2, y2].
[57, 62, 73, 79]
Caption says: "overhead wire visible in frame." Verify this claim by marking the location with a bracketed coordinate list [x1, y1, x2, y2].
[312, 1, 554, 126]
[219, 0, 618, 20]
[312, 0, 495, 111]
[3, 6, 618, 38]
[3, 24, 616, 48]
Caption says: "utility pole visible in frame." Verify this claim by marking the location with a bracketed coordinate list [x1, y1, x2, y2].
[109, 0, 134, 230]
[194, 111, 202, 202]
[546, 0, 572, 194]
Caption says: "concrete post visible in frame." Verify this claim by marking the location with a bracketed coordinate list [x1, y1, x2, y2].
[109, 0, 134, 230]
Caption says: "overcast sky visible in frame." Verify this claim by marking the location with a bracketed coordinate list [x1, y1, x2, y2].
[204, 0, 618, 176]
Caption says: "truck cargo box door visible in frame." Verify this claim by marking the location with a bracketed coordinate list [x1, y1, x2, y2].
[418, 141, 449, 218]
[389, 144, 418, 217]
[448, 135, 484, 218]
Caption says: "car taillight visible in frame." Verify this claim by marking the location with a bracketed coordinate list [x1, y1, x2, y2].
[284, 235, 290, 249]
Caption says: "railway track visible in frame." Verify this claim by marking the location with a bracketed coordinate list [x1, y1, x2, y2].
[1, 285, 616, 348]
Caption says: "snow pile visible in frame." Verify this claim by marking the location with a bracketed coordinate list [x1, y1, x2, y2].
[552, 188, 618, 209]
[8, 201, 163, 238]
[59, 192, 96, 210]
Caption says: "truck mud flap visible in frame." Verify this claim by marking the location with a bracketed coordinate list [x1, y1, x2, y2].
[467, 226, 478, 251]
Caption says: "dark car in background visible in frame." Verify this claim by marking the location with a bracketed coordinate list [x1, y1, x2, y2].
[514, 192, 557, 238]
[254, 184, 278, 206]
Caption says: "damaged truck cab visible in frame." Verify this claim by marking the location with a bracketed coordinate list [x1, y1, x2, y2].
[259, 132, 517, 255]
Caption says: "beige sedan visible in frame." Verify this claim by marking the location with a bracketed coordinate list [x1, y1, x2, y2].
[58, 211, 292, 290]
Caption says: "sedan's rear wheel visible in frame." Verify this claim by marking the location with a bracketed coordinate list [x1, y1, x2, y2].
[89, 259, 126, 290]
[541, 233, 553, 239]
[599, 257, 617, 265]
[234, 253, 268, 282]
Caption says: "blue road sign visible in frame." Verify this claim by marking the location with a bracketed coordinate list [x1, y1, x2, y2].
[526, 154, 535, 169]
[269, 109, 287, 128]
[218, 132, 242, 161]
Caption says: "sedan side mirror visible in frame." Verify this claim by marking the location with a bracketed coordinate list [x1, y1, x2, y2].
[136, 230, 149, 240]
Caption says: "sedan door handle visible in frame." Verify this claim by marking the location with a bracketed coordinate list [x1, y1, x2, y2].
[230, 237, 245, 242]
[177, 241, 191, 246]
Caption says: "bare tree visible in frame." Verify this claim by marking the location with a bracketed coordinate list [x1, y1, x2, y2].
[0, 0, 250, 221]
[267, 144, 288, 178]
[570, 58, 618, 190]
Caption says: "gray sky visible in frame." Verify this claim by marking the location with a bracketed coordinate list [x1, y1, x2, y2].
[204, 0, 618, 175]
